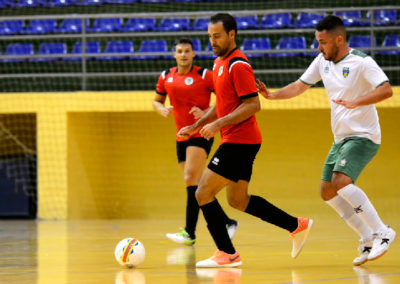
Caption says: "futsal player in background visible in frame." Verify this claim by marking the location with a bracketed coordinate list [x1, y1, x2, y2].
[153, 38, 238, 246]
[178, 13, 313, 268]
[256, 15, 395, 265]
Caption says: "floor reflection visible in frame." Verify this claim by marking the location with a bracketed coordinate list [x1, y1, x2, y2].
[115, 270, 146, 284]
[353, 266, 388, 284]
[196, 268, 242, 283]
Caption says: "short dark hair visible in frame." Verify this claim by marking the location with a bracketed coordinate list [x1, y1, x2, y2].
[210, 13, 237, 37]
[315, 15, 345, 33]
[174, 38, 194, 50]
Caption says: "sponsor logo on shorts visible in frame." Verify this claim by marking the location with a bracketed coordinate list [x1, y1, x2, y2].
[339, 159, 347, 167]
[212, 157, 219, 165]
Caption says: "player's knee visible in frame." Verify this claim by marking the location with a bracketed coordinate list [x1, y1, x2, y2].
[227, 195, 249, 211]
[320, 182, 335, 201]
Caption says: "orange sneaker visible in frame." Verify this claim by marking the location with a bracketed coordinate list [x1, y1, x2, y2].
[196, 250, 242, 268]
[290, 217, 313, 258]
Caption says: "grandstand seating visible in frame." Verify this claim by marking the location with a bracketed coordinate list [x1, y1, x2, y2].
[122, 18, 156, 32]
[155, 18, 190, 31]
[235, 15, 259, 30]
[0, 0, 16, 7]
[259, 13, 293, 29]
[58, 19, 90, 33]
[0, 20, 25, 35]
[65, 41, 101, 60]
[47, 0, 78, 6]
[33, 42, 67, 61]
[140, 0, 168, 3]
[303, 38, 319, 57]
[17, 0, 46, 8]
[3, 43, 34, 62]
[101, 40, 134, 60]
[295, 12, 325, 28]
[105, 0, 137, 3]
[376, 34, 400, 55]
[79, 0, 103, 5]
[191, 18, 209, 31]
[25, 19, 58, 34]
[241, 38, 271, 58]
[87, 18, 124, 33]
[366, 9, 398, 26]
[348, 35, 377, 52]
[333, 11, 365, 26]
[133, 39, 168, 60]
[271, 36, 307, 57]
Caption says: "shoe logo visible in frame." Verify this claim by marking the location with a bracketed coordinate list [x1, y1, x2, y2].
[363, 246, 372, 253]
[212, 157, 219, 166]
[354, 205, 363, 214]
[229, 255, 240, 262]
[381, 238, 389, 245]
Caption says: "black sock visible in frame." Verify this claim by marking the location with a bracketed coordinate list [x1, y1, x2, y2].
[185, 185, 199, 239]
[245, 195, 298, 232]
[200, 199, 236, 254]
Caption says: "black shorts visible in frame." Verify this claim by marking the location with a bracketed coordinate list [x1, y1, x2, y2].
[176, 137, 214, 163]
[208, 143, 261, 182]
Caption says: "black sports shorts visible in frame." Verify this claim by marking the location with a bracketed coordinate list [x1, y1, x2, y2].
[207, 142, 261, 182]
[176, 137, 214, 163]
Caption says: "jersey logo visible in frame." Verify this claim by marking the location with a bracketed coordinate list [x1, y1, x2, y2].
[185, 77, 194, 85]
[343, 67, 350, 78]
[218, 66, 223, 76]
[167, 77, 173, 83]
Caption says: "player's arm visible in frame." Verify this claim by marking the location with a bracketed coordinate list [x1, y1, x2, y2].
[152, 93, 173, 118]
[332, 81, 393, 109]
[199, 96, 260, 141]
[178, 104, 218, 139]
[256, 79, 310, 100]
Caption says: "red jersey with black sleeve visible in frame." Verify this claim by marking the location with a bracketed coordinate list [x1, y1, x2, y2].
[213, 48, 262, 144]
[156, 65, 214, 141]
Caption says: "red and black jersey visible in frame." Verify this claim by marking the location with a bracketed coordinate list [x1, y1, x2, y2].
[156, 65, 214, 141]
[212, 48, 262, 144]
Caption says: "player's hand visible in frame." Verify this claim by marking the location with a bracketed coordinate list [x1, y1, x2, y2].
[177, 124, 197, 139]
[189, 106, 205, 120]
[200, 122, 219, 140]
[160, 106, 174, 117]
[332, 98, 359, 109]
[256, 79, 271, 99]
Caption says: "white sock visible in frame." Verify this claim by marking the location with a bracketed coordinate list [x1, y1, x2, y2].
[337, 184, 386, 232]
[326, 195, 373, 239]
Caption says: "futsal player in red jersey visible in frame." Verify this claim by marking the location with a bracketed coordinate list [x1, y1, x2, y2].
[178, 14, 313, 268]
[153, 38, 238, 246]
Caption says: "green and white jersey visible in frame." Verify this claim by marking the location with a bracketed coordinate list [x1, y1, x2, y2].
[300, 49, 388, 144]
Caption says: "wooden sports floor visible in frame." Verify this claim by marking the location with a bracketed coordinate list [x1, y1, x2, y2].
[0, 205, 399, 284]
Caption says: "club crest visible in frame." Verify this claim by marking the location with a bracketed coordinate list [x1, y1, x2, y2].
[343, 67, 350, 78]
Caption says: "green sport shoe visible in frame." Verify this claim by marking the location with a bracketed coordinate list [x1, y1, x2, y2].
[166, 228, 196, 246]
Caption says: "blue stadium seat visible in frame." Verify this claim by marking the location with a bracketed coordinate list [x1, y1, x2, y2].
[333, 11, 365, 26]
[295, 13, 325, 28]
[58, 19, 90, 33]
[348, 35, 377, 53]
[88, 18, 124, 33]
[47, 0, 78, 6]
[122, 18, 156, 32]
[303, 38, 319, 57]
[376, 34, 400, 55]
[0, 0, 17, 7]
[79, 0, 102, 5]
[366, 9, 398, 26]
[235, 15, 259, 30]
[3, 43, 34, 62]
[25, 19, 58, 34]
[33, 42, 67, 61]
[197, 41, 216, 59]
[65, 41, 101, 61]
[140, 0, 168, 2]
[191, 18, 209, 31]
[271, 36, 307, 57]
[101, 40, 134, 60]
[17, 0, 46, 8]
[132, 40, 168, 60]
[105, 0, 136, 3]
[155, 18, 190, 31]
[0, 20, 25, 35]
[241, 38, 271, 58]
[173, 0, 200, 2]
[260, 13, 293, 29]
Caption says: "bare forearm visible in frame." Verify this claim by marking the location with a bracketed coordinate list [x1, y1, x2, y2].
[355, 82, 393, 106]
[193, 104, 217, 128]
[270, 80, 310, 100]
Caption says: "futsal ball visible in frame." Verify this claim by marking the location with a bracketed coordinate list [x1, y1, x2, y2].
[114, 238, 145, 268]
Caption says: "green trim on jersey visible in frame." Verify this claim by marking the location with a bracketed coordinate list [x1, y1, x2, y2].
[351, 49, 368, 58]
[376, 80, 389, 88]
[334, 52, 350, 64]
[299, 78, 313, 86]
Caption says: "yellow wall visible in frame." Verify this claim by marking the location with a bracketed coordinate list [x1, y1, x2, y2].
[0, 89, 398, 219]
